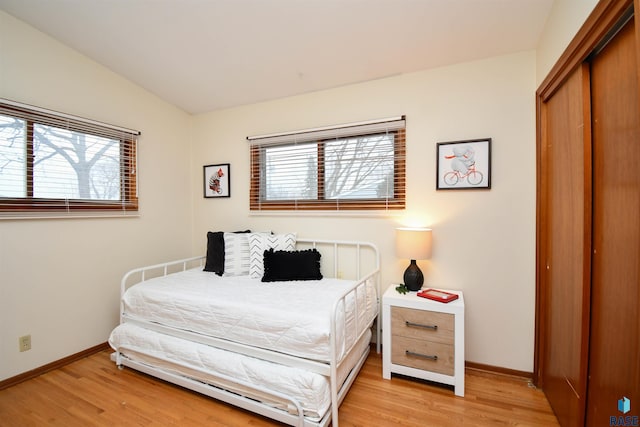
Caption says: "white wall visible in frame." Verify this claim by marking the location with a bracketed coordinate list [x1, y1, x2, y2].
[0, 0, 599, 381]
[191, 51, 538, 372]
[536, 0, 599, 86]
[0, 11, 193, 381]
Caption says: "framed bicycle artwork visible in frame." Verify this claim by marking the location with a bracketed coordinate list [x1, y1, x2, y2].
[203, 163, 231, 198]
[436, 138, 491, 190]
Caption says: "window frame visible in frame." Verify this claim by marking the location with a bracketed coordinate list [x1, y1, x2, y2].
[250, 123, 405, 212]
[0, 100, 139, 214]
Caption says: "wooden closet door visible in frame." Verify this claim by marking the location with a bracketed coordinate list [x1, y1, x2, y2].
[539, 64, 592, 427]
[587, 17, 640, 426]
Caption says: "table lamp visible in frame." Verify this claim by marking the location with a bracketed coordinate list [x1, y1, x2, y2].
[396, 227, 432, 291]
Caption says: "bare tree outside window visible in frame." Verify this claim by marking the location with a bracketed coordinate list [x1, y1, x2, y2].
[0, 115, 121, 201]
[262, 134, 395, 201]
[0, 100, 138, 214]
[33, 124, 120, 200]
[324, 134, 394, 199]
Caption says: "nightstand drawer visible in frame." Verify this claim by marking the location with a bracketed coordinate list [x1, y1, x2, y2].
[391, 306, 454, 344]
[391, 336, 454, 375]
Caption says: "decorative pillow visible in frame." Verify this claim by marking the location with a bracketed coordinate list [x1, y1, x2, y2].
[223, 232, 251, 276]
[248, 232, 296, 278]
[262, 248, 323, 282]
[203, 230, 250, 275]
[203, 231, 225, 274]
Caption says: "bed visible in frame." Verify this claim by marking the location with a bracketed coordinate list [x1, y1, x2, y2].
[109, 235, 380, 427]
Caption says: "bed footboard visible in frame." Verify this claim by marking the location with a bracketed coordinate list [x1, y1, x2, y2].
[296, 238, 381, 355]
[120, 255, 205, 323]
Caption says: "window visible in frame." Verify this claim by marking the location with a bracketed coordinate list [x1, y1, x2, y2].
[249, 116, 405, 211]
[0, 99, 139, 215]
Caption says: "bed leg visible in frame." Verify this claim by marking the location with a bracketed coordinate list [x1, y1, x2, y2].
[331, 404, 339, 427]
[330, 378, 339, 427]
[115, 351, 124, 370]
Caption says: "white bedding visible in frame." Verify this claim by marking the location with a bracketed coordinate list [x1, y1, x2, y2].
[109, 323, 372, 421]
[122, 268, 377, 362]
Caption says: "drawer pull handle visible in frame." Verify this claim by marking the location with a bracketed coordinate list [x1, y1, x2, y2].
[406, 350, 438, 361]
[405, 321, 438, 330]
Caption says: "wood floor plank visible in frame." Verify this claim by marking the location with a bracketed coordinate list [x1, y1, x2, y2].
[0, 349, 558, 426]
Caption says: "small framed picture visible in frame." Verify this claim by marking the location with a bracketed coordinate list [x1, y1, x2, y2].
[436, 138, 491, 190]
[203, 163, 230, 198]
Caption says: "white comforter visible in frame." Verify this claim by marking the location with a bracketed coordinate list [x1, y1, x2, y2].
[121, 269, 377, 362]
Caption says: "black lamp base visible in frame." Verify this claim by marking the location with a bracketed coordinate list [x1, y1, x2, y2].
[403, 260, 424, 291]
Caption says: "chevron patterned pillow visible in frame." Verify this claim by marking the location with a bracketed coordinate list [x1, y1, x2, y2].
[248, 232, 296, 278]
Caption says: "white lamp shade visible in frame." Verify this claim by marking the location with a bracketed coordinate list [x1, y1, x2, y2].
[396, 227, 432, 260]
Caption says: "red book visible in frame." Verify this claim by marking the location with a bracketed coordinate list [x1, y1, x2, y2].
[417, 288, 459, 303]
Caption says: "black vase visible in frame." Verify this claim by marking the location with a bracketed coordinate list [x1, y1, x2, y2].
[403, 260, 424, 291]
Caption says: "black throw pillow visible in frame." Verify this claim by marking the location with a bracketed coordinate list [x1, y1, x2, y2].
[203, 230, 250, 275]
[262, 248, 323, 282]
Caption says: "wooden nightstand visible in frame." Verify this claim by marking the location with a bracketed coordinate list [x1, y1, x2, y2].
[382, 285, 465, 397]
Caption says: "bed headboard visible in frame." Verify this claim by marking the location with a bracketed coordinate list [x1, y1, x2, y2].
[121, 238, 379, 288]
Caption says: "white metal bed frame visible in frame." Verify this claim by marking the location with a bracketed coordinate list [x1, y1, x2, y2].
[111, 238, 381, 427]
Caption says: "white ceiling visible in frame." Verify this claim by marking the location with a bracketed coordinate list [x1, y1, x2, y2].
[0, 0, 555, 115]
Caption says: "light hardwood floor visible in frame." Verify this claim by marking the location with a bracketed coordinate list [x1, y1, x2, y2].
[0, 349, 559, 426]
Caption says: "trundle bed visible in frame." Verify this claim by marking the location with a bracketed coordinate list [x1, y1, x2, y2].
[109, 236, 380, 427]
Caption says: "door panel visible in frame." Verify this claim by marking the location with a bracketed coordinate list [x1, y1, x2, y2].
[540, 64, 592, 427]
[587, 17, 640, 426]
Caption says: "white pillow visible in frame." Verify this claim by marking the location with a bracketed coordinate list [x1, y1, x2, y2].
[248, 232, 296, 278]
[223, 232, 252, 276]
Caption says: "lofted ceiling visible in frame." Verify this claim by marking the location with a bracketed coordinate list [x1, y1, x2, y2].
[0, 0, 555, 114]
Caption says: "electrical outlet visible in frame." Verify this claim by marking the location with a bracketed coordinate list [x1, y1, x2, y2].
[19, 335, 31, 352]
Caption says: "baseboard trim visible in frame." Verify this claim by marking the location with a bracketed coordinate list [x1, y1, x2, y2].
[0, 342, 109, 390]
[465, 361, 533, 380]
